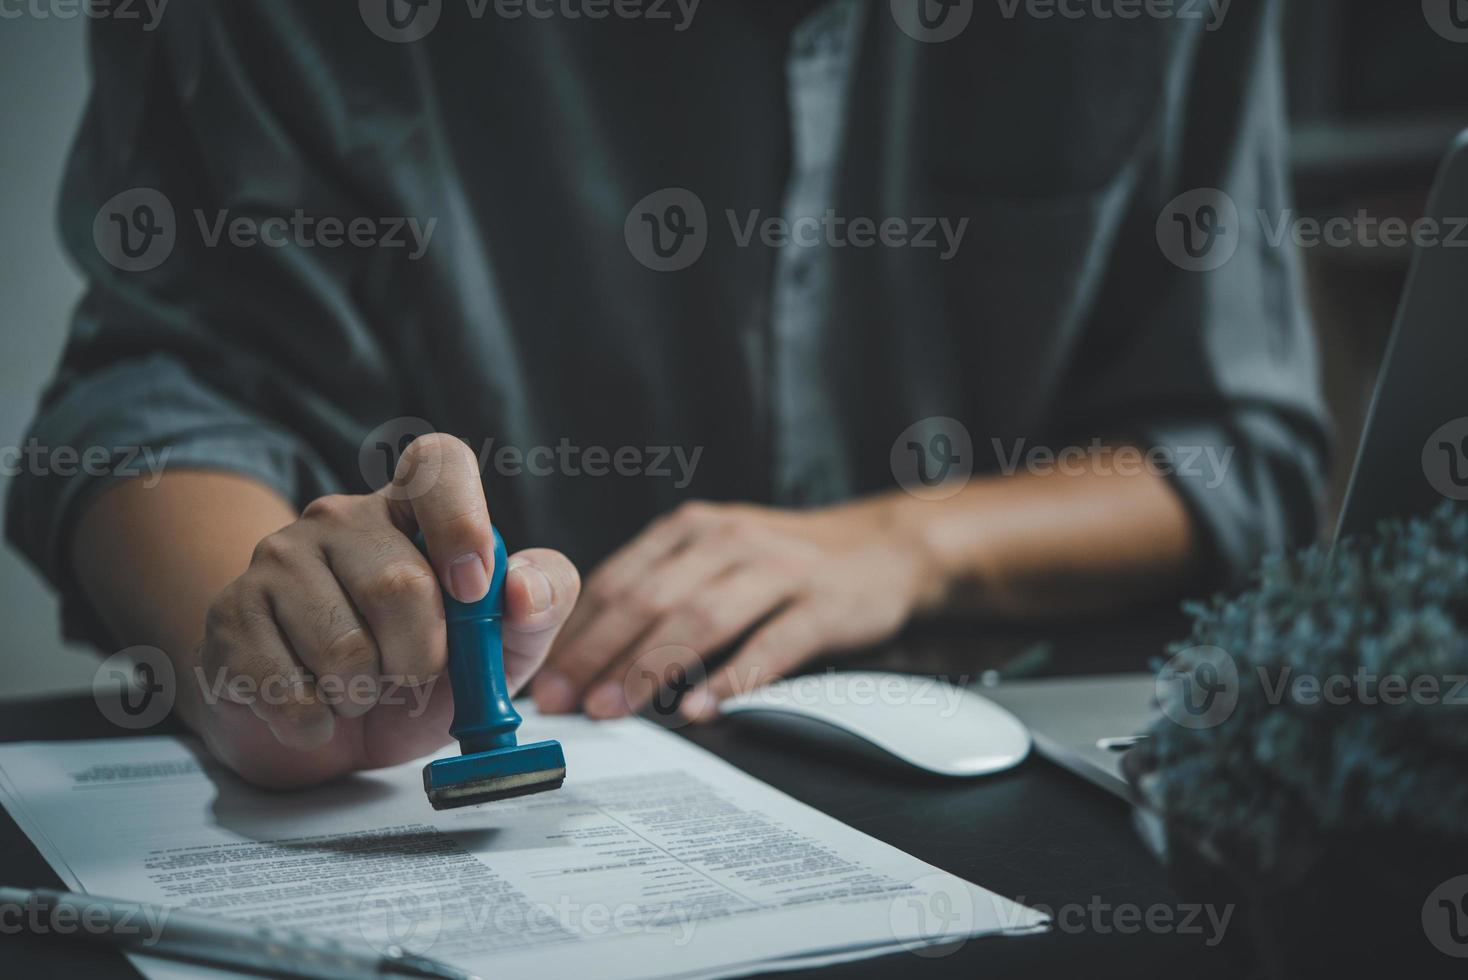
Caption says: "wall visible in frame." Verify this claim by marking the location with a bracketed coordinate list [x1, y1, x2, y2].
[1, 15, 100, 696]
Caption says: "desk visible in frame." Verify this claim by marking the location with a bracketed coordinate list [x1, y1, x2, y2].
[0, 610, 1246, 980]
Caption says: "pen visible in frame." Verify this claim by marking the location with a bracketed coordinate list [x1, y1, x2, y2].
[980, 643, 1054, 687]
[0, 887, 478, 980]
[1097, 735, 1149, 751]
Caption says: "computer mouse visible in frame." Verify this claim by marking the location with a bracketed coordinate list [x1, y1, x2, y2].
[719, 671, 1031, 777]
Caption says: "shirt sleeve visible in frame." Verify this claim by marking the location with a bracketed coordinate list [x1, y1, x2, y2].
[1052, 8, 1332, 588]
[4, 15, 385, 647]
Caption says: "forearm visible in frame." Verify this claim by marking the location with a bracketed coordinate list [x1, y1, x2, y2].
[882, 449, 1201, 620]
[70, 472, 298, 732]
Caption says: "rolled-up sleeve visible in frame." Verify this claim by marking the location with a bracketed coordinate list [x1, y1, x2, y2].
[6, 13, 384, 644]
[1053, 9, 1330, 586]
[7, 355, 338, 596]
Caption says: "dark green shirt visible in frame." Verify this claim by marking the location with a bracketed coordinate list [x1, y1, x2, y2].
[9, 0, 1328, 642]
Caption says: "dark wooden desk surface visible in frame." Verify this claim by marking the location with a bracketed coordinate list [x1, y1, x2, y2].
[0, 610, 1248, 980]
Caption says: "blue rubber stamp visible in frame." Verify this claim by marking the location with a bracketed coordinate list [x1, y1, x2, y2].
[420, 528, 566, 809]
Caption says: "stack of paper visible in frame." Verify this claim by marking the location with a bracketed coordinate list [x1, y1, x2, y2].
[0, 710, 1048, 979]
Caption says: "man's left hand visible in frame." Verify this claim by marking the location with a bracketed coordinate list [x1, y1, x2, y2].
[531, 499, 942, 723]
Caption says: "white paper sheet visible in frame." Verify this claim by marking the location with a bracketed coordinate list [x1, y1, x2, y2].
[0, 710, 1048, 979]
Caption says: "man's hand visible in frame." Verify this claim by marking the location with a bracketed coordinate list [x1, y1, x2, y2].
[531, 499, 942, 723]
[80, 435, 579, 790]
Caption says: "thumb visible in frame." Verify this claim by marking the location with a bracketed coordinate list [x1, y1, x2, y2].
[382, 433, 496, 604]
[500, 548, 581, 694]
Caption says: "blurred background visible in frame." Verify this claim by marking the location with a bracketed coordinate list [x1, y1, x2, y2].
[3, 14, 89, 695]
[4, 2, 1468, 695]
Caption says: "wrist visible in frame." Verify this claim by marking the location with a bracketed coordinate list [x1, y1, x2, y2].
[860, 493, 956, 617]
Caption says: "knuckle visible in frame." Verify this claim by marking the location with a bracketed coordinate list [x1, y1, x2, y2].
[680, 598, 722, 634]
[233, 601, 280, 639]
[321, 625, 378, 677]
[301, 494, 355, 524]
[205, 585, 264, 639]
[672, 500, 718, 527]
[383, 624, 447, 680]
[357, 529, 408, 565]
[366, 562, 439, 608]
[714, 519, 761, 548]
[626, 584, 670, 619]
[232, 648, 285, 688]
[432, 508, 492, 543]
[250, 531, 297, 568]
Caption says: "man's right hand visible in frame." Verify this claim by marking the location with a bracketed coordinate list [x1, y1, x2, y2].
[78, 434, 579, 790]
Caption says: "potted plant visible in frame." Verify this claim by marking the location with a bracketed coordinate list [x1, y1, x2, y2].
[1128, 502, 1468, 977]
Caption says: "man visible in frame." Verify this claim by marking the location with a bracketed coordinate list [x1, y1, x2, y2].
[8, 0, 1327, 787]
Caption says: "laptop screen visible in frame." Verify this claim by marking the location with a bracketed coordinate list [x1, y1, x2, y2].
[1336, 133, 1468, 540]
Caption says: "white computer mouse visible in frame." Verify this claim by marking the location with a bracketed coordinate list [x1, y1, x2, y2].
[719, 671, 1031, 777]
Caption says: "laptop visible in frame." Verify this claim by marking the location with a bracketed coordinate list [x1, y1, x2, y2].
[985, 130, 1468, 799]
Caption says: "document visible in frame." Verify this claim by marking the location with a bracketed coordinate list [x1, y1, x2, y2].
[0, 710, 1048, 979]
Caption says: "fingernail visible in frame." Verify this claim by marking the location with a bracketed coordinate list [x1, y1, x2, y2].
[680, 686, 717, 722]
[533, 672, 576, 714]
[585, 683, 627, 719]
[448, 553, 489, 603]
[509, 559, 553, 614]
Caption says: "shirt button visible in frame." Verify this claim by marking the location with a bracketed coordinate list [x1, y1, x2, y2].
[788, 258, 813, 288]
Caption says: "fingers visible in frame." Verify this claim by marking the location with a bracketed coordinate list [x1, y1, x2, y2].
[319, 511, 448, 682]
[194, 458, 587, 768]
[265, 543, 383, 720]
[586, 567, 795, 718]
[538, 560, 729, 715]
[537, 603, 655, 711]
[613, 642, 708, 719]
[200, 578, 336, 749]
[384, 433, 496, 604]
[680, 603, 832, 723]
[549, 502, 715, 654]
[535, 503, 749, 713]
[576, 501, 709, 602]
[501, 548, 582, 695]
